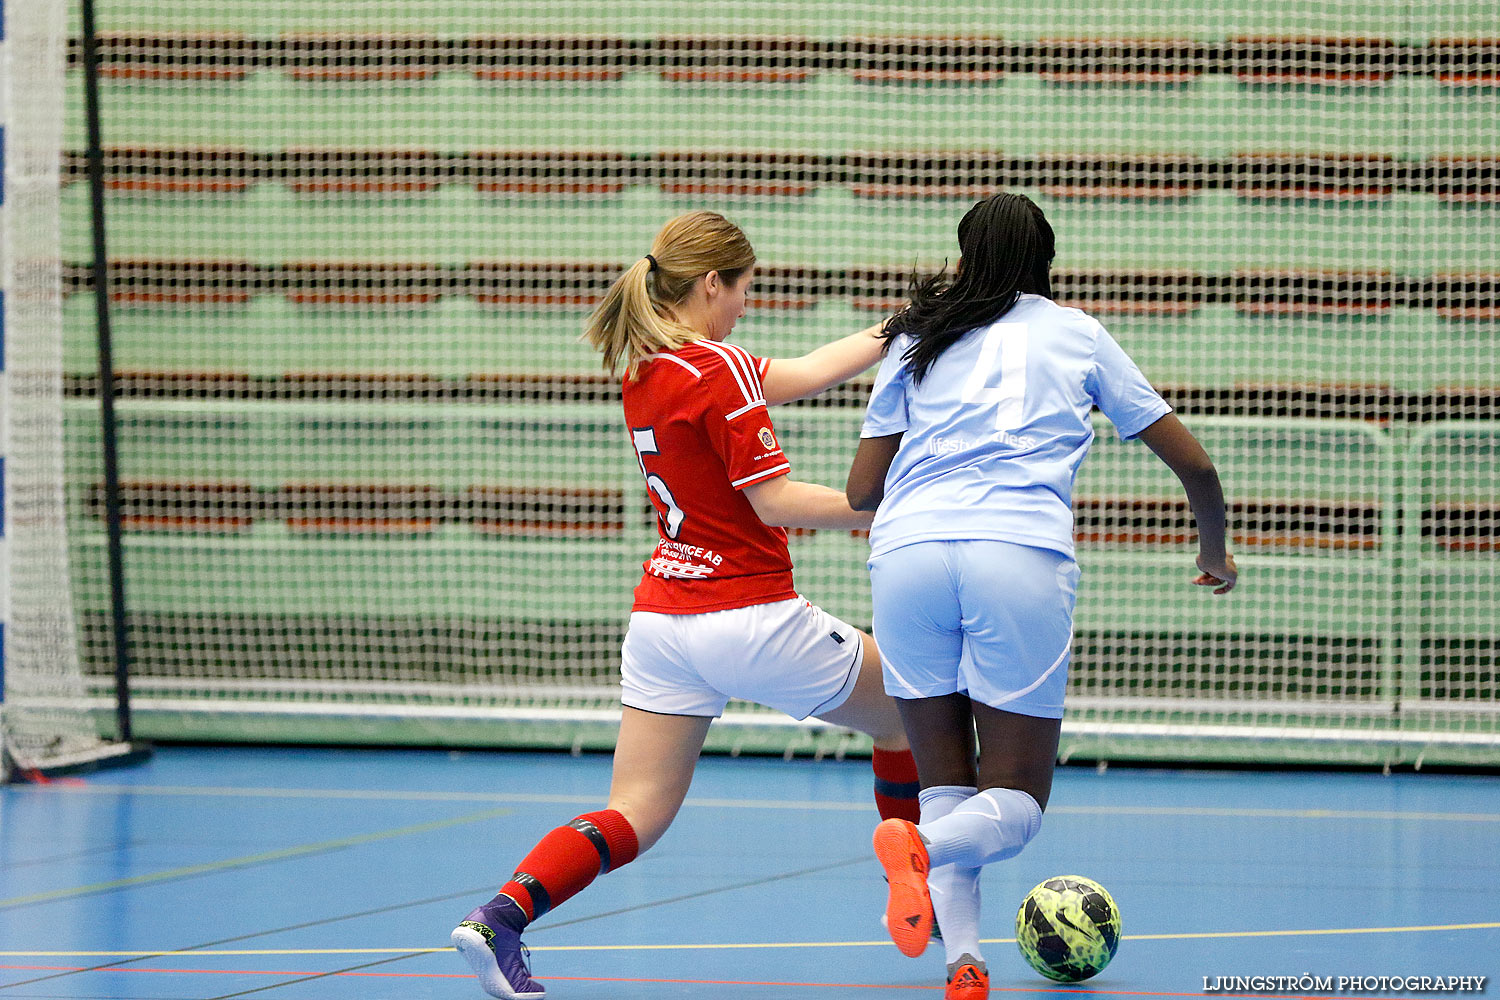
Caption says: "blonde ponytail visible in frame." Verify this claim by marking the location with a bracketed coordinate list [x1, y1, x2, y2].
[584, 211, 756, 379]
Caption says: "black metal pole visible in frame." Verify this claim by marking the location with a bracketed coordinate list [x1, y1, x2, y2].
[79, 0, 133, 742]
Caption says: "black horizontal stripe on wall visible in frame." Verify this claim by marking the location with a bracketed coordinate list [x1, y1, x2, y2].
[60, 148, 1500, 201]
[64, 35, 1500, 83]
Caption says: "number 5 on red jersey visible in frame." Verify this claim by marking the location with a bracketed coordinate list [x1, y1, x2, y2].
[631, 427, 685, 539]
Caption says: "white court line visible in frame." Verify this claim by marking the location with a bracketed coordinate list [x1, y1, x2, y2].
[4, 921, 1499, 957]
[17, 783, 1500, 824]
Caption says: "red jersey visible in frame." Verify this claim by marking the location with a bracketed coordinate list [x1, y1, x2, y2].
[622, 339, 796, 614]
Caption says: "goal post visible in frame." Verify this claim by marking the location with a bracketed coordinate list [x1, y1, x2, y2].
[1, 0, 144, 780]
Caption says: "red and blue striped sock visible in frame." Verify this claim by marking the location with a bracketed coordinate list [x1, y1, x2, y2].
[872, 747, 922, 823]
[495, 809, 639, 923]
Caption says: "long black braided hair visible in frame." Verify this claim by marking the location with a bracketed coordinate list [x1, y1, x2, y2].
[882, 192, 1056, 383]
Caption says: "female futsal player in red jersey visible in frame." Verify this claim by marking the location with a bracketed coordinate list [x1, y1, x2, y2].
[451, 211, 919, 999]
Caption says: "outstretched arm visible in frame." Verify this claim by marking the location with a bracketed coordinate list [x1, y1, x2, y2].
[743, 475, 874, 531]
[1136, 413, 1238, 595]
[760, 321, 889, 406]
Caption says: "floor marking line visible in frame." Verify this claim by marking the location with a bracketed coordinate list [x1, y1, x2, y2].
[119, 886, 492, 954]
[2, 965, 463, 976]
[531, 855, 869, 933]
[0, 966, 1461, 998]
[539, 980, 1474, 1000]
[202, 952, 430, 1000]
[1055, 805, 1500, 823]
[1, 951, 456, 958]
[1, 841, 151, 871]
[529, 920, 1500, 951]
[0, 857, 872, 992]
[0, 884, 504, 993]
[0, 806, 512, 910]
[4, 920, 1496, 959]
[24, 783, 1500, 824]
[1124, 920, 1500, 940]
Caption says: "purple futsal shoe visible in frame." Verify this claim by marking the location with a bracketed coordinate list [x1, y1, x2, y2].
[451, 895, 545, 999]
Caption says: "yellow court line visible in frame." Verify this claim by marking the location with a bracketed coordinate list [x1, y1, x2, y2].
[0, 806, 512, 909]
[1056, 805, 1500, 824]
[1, 950, 454, 957]
[1122, 921, 1500, 941]
[22, 783, 1500, 824]
[20, 784, 609, 806]
[4, 921, 1497, 957]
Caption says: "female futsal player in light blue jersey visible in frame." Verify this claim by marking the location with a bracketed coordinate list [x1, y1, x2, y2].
[848, 192, 1237, 999]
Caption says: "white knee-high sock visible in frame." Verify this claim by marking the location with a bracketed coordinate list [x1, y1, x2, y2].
[919, 787, 1043, 870]
[918, 785, 982, 967]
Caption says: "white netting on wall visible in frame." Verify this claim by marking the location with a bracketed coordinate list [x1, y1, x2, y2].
[52, 0, 1500, 762]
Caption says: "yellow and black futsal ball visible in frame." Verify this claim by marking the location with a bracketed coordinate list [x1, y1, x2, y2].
[1015, 875, 1121, 982]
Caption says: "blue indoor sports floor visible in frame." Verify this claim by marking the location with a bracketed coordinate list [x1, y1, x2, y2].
[2, 745, 1498, 999]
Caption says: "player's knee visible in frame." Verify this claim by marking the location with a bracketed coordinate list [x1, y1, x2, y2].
[978, 759, 1055, 811]
[865, 698, 909, 749]
[956, 786, 1043, 865]
[605, 797, 671, 854]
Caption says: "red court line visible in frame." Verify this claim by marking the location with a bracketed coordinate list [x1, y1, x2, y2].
[0, 965, 1420, 999]
[547, 984, 1424, 1000]
[548, 977, 934, 991]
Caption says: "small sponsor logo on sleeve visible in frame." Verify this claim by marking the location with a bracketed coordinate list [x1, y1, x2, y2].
[758, 427, 778, 450]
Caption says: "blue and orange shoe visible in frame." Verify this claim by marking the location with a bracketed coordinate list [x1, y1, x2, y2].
[872, 818, 934, 957]
[451, 895, 546, 999]
[946, 954, 989, 1000]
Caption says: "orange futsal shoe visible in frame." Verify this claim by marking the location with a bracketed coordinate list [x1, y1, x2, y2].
[872, 818, 933, 957]
[946, 955, 990, 1000]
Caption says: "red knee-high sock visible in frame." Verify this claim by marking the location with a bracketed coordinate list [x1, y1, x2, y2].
[497, 809, 639, 923]
[872, 747, 922, 823]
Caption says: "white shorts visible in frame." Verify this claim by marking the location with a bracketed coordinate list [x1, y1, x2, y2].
[619, 596, 865, 719]
[869, 539, 1079, 719]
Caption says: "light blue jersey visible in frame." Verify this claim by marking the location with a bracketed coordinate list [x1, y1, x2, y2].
[861, 294, 1171, 559]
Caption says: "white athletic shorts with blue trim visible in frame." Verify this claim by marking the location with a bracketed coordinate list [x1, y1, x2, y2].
[869, 539, 1080, 719]
[619, 596, 864, 719]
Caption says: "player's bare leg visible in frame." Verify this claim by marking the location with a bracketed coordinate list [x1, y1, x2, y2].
[892, 694, 1061, 808]
[814, 628, 908, 751]
[816, 629, 945, 954]
[970, 701, 1061, 810]
[817, 630, 926, 821]
[605, 707, 714, 851]
[877, 696, 1057, 973]
[453, 709, 709, 999]
[890, 692, 978, 789]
